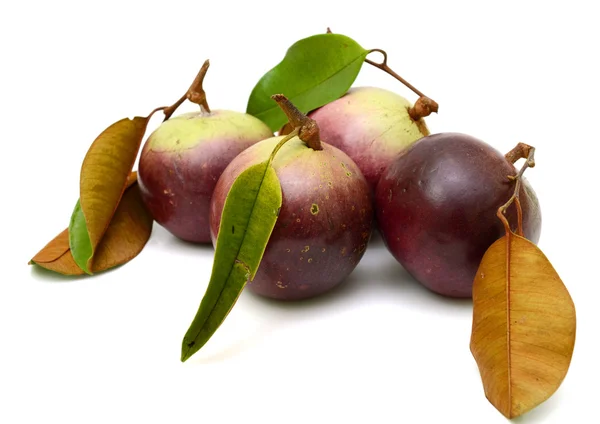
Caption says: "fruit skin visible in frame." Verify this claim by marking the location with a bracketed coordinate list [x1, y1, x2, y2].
[138, 110, 273, 243]
[308, 86, 430, 191]
[375, 132, 542, 298]
[210, 135, 374, 300]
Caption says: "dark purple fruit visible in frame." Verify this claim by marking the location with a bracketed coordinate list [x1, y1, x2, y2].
[375, 132, 541, 298]
[210, 135, 374, 300]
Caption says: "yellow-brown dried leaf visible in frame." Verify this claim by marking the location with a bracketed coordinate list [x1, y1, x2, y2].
[470, 233, 576, 419]
[30, 175, 152, 276]
[79, 116, 150, 268]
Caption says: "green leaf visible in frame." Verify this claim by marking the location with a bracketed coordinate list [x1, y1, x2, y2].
[247, 33, 368, 131]
[181, 160, 282, 362]
[69, 200, 93, 275]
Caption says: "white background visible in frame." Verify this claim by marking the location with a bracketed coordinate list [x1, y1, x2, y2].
[1, 1, 599, 423]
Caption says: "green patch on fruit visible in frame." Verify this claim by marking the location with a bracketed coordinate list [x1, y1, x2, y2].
[145, 110, 272, 152]
[181, 159, 283, 362]
[246, 33, 368, 131]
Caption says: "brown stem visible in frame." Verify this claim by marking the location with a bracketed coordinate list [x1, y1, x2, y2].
[271, 94, 322, 151]
[497, 143, 536, 237]
[365, 49, 439, 121]
[505, 142, 535, 167]
[162, 59, 211, 121]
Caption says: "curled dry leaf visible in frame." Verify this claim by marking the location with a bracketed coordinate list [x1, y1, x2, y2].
[70, 116, 152, 273]
[30, 173, 153, 275]
[470, 151, 576, 418]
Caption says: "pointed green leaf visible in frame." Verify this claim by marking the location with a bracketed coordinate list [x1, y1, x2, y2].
[68, 200, 93, 274]
[181, 160, 282, 362]
[247, 33, 368, 131]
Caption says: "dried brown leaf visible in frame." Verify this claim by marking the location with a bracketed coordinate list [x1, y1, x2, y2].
[470, 232, 576, 419]
[30, 173, 152, 276]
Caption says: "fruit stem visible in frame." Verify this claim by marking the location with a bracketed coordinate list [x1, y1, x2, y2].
[505, 142, 535, 167]
[271, 94, 323, 151]
[162, 59, 211, 121]
[497, 143, 536, 237]
[365, 49, 439, 121]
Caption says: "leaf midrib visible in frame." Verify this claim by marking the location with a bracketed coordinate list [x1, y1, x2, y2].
[506, 233, 513, 412]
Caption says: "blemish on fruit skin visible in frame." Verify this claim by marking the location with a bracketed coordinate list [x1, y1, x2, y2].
[286, 248, 291, 253]
[321, 247, 326, 253]
[231, 225, 235, 234]
[308, 258, 313, 263]
[310, 204, 319, 215]
[341, 247, 347, 256]
[301, 245, 310, 253]
[299, 257, 304, 261]
[351, 205, 355, 211]
[276, 281, 287, 289]
[388, 189, 393, 202]
[296, 218, 301, 223]
[327, 181, 333, 188]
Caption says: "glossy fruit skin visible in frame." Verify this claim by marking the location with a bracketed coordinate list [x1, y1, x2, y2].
[210, 135, 374, 300]
[309, 86, 429, 192]
[375, 132, 542, 298]
[138, 110, 272, 243]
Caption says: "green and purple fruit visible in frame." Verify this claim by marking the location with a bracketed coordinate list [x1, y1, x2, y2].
[210, 135, 373, 300]
[309, 87, 430, 191]
[138, 110, 272, 243]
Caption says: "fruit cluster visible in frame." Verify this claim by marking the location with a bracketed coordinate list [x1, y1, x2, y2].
[138, 68, 541, 300]
[30, 31, 575, 421]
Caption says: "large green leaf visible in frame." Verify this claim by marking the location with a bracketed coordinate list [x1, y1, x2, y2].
[181, 160, 282, 362]
[247, 33, 368, 131]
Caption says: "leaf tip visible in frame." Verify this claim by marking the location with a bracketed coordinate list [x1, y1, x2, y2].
[180, 339, 196, 363]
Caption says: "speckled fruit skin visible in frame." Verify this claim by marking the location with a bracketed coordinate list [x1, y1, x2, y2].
[138, 110, 272, 243]
[210, 135, 374, 300]
[375, 132, 542, 298]
[309, 86, 429, 192]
